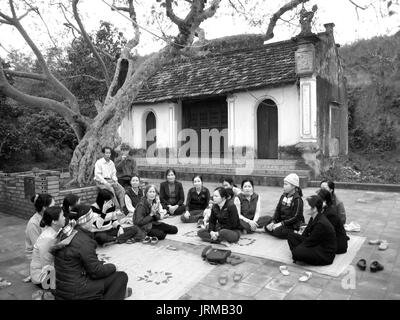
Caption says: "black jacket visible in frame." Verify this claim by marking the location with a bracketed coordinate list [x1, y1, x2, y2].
[272, 192, 304, 230]
[323, 205, 349, 254]
[209, 200, 241, 232]
[159, 181, 185, 209]
[53, 226, 116, 300]
[133, 198, 161, 232]
[185, 187, 210, 211]
[301, 212, 337, 264]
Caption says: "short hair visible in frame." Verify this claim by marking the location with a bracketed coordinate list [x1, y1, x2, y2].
[40, 206, 63, 228]
[214, 187, 229, 199]
[222, 177, 234, 186]
[306, 195, 323, 213]
[102, 146, 112, 153]
[96, 189, 114, 209]
[31, 194, 53, 213]
[165, 168, 177, 179]
[120, 143, 130, 151]
[241, 179, 254, 189]
[130, 174, 140, 181]
[62, 194, 80, 217]
[320, 179, 335, 194]
[192, 175, 203, 183]
[144, 184, 159, 198]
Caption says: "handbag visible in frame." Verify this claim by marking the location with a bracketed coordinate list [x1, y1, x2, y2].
[201, 245, 231, 265]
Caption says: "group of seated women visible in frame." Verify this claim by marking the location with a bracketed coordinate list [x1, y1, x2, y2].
[24, 167, 348, 299]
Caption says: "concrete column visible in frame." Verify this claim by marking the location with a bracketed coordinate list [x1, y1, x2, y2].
[299, 76, 317, 142]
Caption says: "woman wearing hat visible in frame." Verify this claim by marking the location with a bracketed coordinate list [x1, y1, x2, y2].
[264, 173, 304, 239]
[52, 204, 131, 300]
[287, 195, 337, 265]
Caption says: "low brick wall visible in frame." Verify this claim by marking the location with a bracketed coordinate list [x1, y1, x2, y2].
[0, 170, 98, 220]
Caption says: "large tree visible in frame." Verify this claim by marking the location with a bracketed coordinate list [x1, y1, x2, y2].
[0, 0, 342, 185]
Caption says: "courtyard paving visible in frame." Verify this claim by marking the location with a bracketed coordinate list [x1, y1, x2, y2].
[1, 179, 399, 300]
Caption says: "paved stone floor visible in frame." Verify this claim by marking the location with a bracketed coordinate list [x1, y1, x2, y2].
[1, 179, 399, 300]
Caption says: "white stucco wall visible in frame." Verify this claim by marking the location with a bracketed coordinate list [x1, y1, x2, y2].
[228, 84, 300, 150]
[119, 101, 179, 149]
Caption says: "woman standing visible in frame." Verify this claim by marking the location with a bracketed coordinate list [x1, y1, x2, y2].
[287, 195, 337, 266]
[197, 187, 241, 244]
[264, 174, 304, 239]
[30, 206, 65, 286]
[25, 194, 55, 260]
[159, 169, 185, 216]
[134, 184, 178, 240]
[181, 175, 210, 223]
[234, 179, 270, 233]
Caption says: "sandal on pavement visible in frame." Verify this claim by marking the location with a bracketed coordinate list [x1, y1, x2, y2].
[166, 245, 177, 251]
[126, 239, 136, 244]
[299, 271, 312, 282]
[227, 255, 245, 266]
[218, 273, 229, 286]
[142, 236, 151, 244]
[233, 271, 243, 282]
[150, 237, 159, 245]
[356, 259, 367, 271]
[378, 240, 388, 251]
[368, 239, 382, 245]
[279, 265, 290, 276]
[370, 261, 384, 273]
[344, 221, 361, 232]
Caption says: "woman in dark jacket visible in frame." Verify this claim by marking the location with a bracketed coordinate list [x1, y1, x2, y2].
[181, 175, 210, 223]
[287, 195, 337, 266]
[264, 173, 304, 239]
[318, 189, 349, 254]
[52, 204, 130, 300]
[197, 187, 241, 244]
[133, 184, 178, 240]
[159, 169, 185, 216]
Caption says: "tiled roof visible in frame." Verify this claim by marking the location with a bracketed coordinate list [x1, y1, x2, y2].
[134, 39, 298, 104]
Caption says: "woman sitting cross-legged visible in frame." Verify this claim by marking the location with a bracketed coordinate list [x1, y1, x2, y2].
[234, 179, 270, 233]
[181, 175, 210, 223]
[30, 206, 65, 287]
[197, 187, 241, 244]
[221, 177, 241, 201]
[287, 195, 337, 266]
[320, 179, 346, 224]
[52, 204, 131, 300]
[318, 189, 349, 254]
[264, 173, 304, 239]
[159, 169, 186, 216]
[133, 184, 178, 240]
[91, 189, 145, 245]
[120, 175, 143, 224]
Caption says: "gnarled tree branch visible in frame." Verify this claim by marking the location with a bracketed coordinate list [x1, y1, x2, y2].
[3, 69, 47, 81]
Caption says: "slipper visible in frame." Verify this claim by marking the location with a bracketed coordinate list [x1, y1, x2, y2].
[218, 273, 229, 286]
[299, 271, 312, 282]
[32, 290, 44, 300]
[126, 239, 136, 244]
[150, 237, 159, 245]
[279, 265, 290, 276]
[227, 255, 245, 266]
[166, 245, 177, 251]
[142, 236, 151, 244]
[368, 239, 382, 245]
[370, 261, 384, 272]
[344, 221, 361, 232]
[356, 258, 367, 271]
[233, 271, 243, 282]
[22, 276, 31, 283]
[378, 240, 388, 251]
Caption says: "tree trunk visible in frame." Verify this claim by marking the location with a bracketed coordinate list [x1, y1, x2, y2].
[70, 45, 178, 185]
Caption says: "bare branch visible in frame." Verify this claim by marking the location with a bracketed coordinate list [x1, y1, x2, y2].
[3, 69, 47, 81]
[9, 0, 17, 19]
[0, 10, 13, 22]
[62, 74, 107, 83]
[200, 0, 223, 21]
[265, 0, 310, 41]
[0, 18, 12, 25]
[166, 0, 184, 26]
[72, 0, 111, 87]
[17, 8, 35, 21]
[348, 0, 370, 10]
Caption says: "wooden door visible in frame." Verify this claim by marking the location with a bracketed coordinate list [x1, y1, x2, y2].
[145, 112, 156, 151]
[257, 100, 278, 159]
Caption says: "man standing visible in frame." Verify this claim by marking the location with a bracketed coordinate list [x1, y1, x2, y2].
[115, 143, 137, 189]
[94, 146, 125, 210]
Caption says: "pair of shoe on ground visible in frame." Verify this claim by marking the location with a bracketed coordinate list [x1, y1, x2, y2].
[279, 266, 312, 282]
[368, 239, 389, 250]
[218, 271, 243, 285]
[357, 259, 384, 272]
[142, 236, 159, 245]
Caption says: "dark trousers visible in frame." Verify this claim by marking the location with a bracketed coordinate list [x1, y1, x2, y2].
[166, 204, 186, 216]
[197, 228, 240, 243]
[148, 222, 178, 240]
[181, 209, 204, 223]
[287, 232, 334, 266]
[102, 271, 128, 300]
[240, 215, 271, 233]
[94, 226, 145, 245]
[263, 215, 295, 239]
